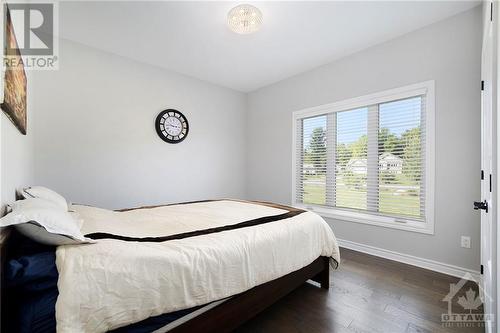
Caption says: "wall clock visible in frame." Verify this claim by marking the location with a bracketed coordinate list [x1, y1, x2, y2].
[155, 109, 189, 144]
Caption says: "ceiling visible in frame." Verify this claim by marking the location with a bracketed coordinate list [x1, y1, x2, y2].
[57, 1, 480, 92]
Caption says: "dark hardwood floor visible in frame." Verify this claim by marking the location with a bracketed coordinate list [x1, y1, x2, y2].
[236, 248, 485, 333]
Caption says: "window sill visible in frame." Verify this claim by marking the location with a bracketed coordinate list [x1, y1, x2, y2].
[294, 204, 434, 235]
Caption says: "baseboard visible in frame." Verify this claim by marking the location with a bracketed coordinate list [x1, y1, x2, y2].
[338, 238, 481, 281]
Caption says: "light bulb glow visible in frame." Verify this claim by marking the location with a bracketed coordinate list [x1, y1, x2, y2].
[227, 4, 263, 34]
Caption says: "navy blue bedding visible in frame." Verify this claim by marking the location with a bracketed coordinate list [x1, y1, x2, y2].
[4, 231, 201, 333]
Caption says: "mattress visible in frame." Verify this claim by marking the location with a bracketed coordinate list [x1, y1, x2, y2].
[53, 199, 339, 332]
[3, 231, 217, 333]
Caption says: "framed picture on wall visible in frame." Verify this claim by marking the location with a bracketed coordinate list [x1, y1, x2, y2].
[1, 5, 27, 135]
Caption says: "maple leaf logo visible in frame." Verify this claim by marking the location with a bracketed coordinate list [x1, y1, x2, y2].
[457, 288, 482, 313]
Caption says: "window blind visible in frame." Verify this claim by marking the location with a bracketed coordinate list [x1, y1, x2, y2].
[295, 95, 426, 222]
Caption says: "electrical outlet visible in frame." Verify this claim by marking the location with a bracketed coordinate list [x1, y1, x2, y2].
[461, 236, 471, 249]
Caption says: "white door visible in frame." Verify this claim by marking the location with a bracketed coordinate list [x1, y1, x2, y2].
[478, 2, 497, 332]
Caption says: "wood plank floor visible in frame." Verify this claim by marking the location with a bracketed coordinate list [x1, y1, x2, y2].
[235, 248, 485, 333]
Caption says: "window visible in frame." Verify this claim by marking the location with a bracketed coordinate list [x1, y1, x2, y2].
[293, 81, 434, 234]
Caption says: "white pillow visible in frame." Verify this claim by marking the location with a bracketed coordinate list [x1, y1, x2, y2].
[22, 186, 68, 211]
[0, 198, 93, 246]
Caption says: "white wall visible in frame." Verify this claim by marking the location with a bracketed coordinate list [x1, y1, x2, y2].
[1, 74, 35, 212]
[32, 39, 247, 209]
[246, 7, 482, 270]
[0, 11, 35, 213]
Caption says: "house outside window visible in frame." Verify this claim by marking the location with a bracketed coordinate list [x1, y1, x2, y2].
[292, 81, 435, 234]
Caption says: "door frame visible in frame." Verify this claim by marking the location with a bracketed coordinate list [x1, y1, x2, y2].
[493, 0, 500, 332]
[480, 0, 500, 332]
[481, 1, 498, 333]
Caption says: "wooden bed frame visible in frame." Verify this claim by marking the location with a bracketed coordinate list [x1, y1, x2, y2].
[0, 227, 330, 333]
[169, 256, 330, 333]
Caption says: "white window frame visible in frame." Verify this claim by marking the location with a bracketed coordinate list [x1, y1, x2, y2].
[291, 81, 435, 234]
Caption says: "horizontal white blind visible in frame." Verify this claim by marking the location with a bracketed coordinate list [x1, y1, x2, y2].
[335, 107, 368, 211]
[378, 96, 425, 219]
[295, 95, 426, 222]
[296, 115, 329, 206]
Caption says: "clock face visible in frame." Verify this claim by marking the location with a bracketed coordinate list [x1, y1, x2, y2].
[155, 110, 189, 143]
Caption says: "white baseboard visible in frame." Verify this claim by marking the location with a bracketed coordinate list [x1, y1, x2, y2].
[338, 238, 481, 281]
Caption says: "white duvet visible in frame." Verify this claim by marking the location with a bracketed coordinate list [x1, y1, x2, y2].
[55, 200, 340, 332]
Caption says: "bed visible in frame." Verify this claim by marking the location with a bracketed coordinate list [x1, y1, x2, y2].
[1, 199, 339, 332]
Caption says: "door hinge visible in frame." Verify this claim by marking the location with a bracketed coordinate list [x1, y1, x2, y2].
[481, 170, 484, 179]
[491, 2, 493, 21]
[481, 80, 484, 91]
[490, 174, 492, 192]
[481, 264, 484, 275]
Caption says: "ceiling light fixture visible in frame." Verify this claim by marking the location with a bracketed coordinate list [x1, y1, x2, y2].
[227, 4, 263, 34]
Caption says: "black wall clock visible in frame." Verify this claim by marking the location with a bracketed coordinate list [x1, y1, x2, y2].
[155, 109, 189, 143]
